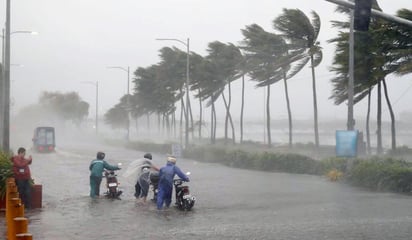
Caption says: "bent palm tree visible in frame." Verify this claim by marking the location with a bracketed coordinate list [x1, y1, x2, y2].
[273, 8, 322, 148]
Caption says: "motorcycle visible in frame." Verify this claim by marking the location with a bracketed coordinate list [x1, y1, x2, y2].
[150, 171, 195, 211]
[173, 172, 195, 211]
[149, 171, 160, 203]
[103, 163, 123, 200]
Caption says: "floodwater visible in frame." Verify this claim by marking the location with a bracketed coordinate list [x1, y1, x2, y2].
[2, 141, 412, 240]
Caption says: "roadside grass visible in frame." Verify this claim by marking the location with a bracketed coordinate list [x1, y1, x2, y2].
[115, 139, 412, 194]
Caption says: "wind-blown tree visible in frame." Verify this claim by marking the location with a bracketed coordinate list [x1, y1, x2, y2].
[273, 8, 323, 148]
[189, 52, 207, 140]
[191, 54, 224, 144]
[241, 21, 310, 147]
[104, 95, 129, 130]
[132, 62, 181, 138]
[156, 47, 191, 140]
[205, 41, 243, 144]
[236, 49, 249, 144]
[39, 91, 89, 126]
[389, 9, 412, 76]
[241, 24, 288, 147]
[328, 5, 412, 153]
[130, 66, 159, 135]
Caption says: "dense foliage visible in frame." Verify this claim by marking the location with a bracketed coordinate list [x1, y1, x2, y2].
[123, 140, 412, 193]
[0, 151, 13, 199]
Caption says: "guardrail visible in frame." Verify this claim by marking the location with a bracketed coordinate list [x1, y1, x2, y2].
[5, 178, 32, 240]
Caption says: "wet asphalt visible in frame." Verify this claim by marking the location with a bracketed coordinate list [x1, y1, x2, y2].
[2, 140, 412, 240]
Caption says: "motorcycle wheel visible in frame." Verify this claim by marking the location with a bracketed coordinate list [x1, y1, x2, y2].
[182, 198, 194, 211]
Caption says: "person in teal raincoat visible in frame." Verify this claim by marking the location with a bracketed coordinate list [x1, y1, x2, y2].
[89, 152, 120, 198]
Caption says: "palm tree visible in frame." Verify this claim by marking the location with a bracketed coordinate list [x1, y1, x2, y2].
[188, 52, 207, 140]
[329, 6, 412, 153]
[205, 41, 241, 144]
[389, 9, 412, 76]
[196, 59, 223, 144]
[241, 24, 287, 147]
[132, 62, 181, 139]
[104, 95, 129, 130]
[273, 8, 323, 148]
[236, 50, 248, 144]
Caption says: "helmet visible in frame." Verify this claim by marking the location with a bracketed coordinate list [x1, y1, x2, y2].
[144, 153, 152, 160]
[96, 151, 105, 160]
[167, 155, 177, 164]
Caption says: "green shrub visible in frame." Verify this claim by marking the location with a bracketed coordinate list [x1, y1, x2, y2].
[184, 145, 321, 175]
[347, 157, 412, 192]
[118, 140, 412, 194]
[0, 151, 13, 199]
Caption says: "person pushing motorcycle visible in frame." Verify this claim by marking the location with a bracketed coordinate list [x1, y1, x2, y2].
[156, 155, 189, 210]
[89, 151, 121, 198]
[134, 153, 159, 204]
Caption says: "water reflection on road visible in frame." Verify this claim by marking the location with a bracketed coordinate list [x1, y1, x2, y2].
[2, 142, 412, 239]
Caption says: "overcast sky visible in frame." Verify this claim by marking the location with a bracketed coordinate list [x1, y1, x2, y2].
[1, 0, 411, 124]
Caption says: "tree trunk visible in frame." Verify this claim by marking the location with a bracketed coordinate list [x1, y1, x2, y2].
[135, 117, 139, 136]
[173, 110, 176, 140]
[366, 88, 371, 155]
[222, 93, 235, 144]
[188, 94, 194, 140]
[283, 72, 292, 148]
[240, 74, 245, 144]
[211, 98, 217, 144]
[146, 113, 150, 137]
[213, 101, 217, 143]
[310, 55, 319, 148]
[377, 81, 383, 154]
[180, 93, 185, 147]
[222, 91, 236, 145]
[224, 91, 228, 142]
[198, 89, 203, 140]
[382, 79, 396, 150]
[157, 114, 161, 136]
[266, 85, 272, 148]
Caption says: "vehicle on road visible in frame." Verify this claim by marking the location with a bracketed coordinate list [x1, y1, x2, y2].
[32, 126, 56, 153]
[104, 168, 123, 200]
[149, 171, 160, 202]
[173, 172, 195, 211]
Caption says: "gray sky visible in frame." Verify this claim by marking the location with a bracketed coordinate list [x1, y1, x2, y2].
[2, 0, 411, 123]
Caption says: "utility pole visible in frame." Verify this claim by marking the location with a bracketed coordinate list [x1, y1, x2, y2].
[347, 10, 355, 130]
[2, 0, 11, 151]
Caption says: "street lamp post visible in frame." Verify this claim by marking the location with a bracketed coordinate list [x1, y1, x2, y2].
[156, 38, 190, 149]
[2, 0, 11, 151]
[81, 81, 99, 135]
[107, 66, 130, 141]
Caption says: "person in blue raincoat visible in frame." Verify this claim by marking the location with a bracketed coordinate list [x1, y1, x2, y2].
[89, 151, 120, 198]
[156, 155, 189, 210]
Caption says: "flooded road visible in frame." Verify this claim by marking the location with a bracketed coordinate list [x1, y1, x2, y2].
[2, 141, 412, 239]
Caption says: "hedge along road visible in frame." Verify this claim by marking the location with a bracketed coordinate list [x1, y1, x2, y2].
[2, 141, 412, 240]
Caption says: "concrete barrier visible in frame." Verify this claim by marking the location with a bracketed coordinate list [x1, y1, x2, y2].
[6, 178, 33, 240]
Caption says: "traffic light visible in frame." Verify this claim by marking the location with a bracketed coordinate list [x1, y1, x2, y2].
[354, 0, 372, 31]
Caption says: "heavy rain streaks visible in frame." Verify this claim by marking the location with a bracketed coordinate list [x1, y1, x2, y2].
[2, 140, 412, 239]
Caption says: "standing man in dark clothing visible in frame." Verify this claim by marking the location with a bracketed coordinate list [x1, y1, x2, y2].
[89, 151, 120, 198]
[11, 147, 33, 209]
